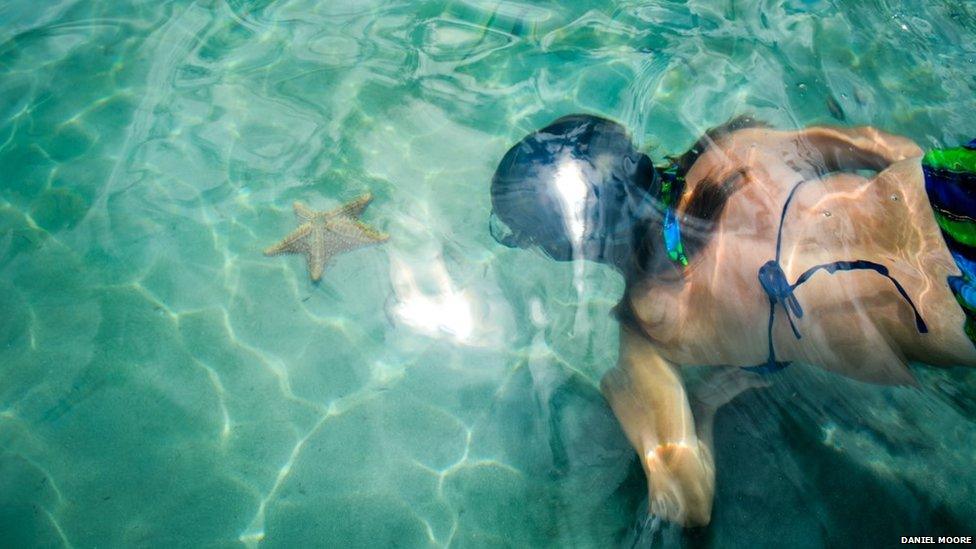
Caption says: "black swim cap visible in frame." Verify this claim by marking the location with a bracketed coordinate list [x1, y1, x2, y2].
[490, 114, 662, 271]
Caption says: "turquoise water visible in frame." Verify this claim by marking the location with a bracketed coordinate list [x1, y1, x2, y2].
[2, 0, 976, 546]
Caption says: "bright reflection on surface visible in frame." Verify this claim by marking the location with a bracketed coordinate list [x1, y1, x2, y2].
[389, 254, 477, 344]
[552, 155, 590, 247]
[551, 155, 593, 335]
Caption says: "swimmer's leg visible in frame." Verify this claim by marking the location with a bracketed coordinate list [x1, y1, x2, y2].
[600, 326, 714, 527]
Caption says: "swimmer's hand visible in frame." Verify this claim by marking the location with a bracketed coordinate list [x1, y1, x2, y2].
[643, 440, 715, 527]
[638, 368, 765, 527]
[602, 328, 725, 527]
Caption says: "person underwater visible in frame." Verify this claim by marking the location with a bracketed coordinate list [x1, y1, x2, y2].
[489, 114, 976, 526]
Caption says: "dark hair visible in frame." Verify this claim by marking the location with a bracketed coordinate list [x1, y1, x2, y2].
[490, 114, 664, 278]
[671, 114, 769, 174]
[666, 115, 768, 261]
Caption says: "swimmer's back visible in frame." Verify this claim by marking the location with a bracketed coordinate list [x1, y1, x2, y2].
[627, 126, 975, 379]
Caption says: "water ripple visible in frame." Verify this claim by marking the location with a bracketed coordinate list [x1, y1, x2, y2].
[1, 0, 975, 546]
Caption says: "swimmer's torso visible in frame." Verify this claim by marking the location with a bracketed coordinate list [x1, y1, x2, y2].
[627, 127, 976, 382]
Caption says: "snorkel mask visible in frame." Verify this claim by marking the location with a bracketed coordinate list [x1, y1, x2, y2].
[489, 114, 669, 274]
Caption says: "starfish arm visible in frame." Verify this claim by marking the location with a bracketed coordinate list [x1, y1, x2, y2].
[263, 223, 312, 256]
[308, 245, 330, 281]
[352, 219, 389, 242]
[325, 218, 389, 252]
[293, 201, 314, 221]
[329, 193, 373, 219]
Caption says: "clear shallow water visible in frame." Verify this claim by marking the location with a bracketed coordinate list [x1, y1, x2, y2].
[1, 0, 975, 546]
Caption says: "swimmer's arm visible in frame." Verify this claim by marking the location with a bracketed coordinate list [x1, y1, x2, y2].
[792, 126, 923, 172]
[601, 327, 714, 526]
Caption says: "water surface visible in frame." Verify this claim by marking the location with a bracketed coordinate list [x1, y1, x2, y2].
[1, 0, 975, 546]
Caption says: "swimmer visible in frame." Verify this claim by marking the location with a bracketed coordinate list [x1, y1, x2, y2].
[489, 114, 976, 526]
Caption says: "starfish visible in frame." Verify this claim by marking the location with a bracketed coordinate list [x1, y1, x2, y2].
[264, 193, 389, 281]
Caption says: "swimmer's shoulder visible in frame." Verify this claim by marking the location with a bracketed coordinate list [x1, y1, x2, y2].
[677, 118, 798, 184]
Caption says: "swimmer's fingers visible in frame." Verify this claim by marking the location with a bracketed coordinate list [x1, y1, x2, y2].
[646, 453, 685, 524]
[644, 442, 714, 527]
[648, 489, 681, 524]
